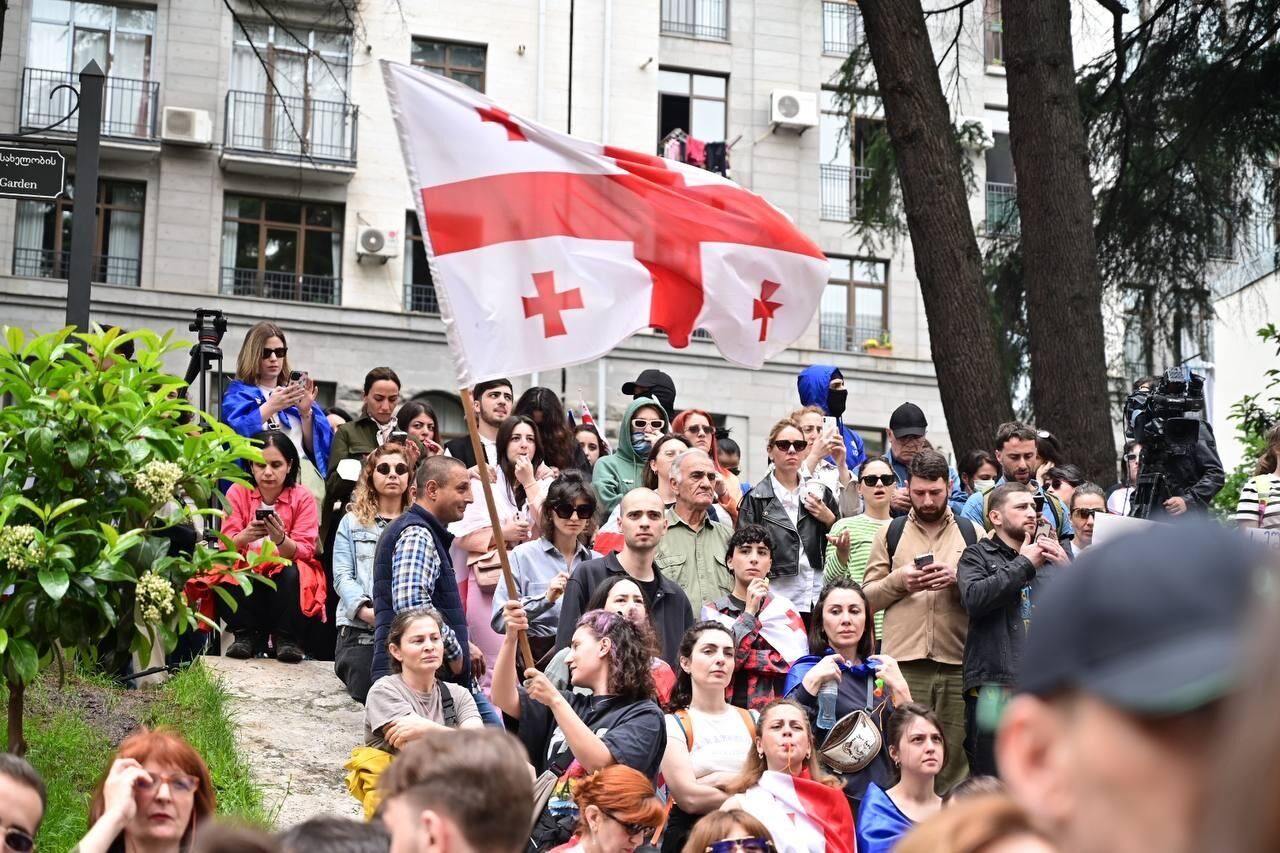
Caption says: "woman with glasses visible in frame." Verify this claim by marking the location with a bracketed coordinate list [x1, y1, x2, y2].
[738, 419, 839, 623]
[1068, 484, 1107, 552]
[673, 409, 742, 522]
[74, 729, 215, 853]
[593, 398, 670, 513]
[551, 764, 666, 853]
[333, 444, 413, 703]
[682, 810, 775, 853]
[492, 472, 601, 666]
[823, 457, 895, 638]
[222, 321, 332, 489]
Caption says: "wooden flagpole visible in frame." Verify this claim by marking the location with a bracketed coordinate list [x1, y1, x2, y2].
[459, 386, 536, 671]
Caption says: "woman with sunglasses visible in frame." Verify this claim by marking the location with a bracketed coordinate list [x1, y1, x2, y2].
[682, 810, 775, 853]
[74, 729, 215, 853]
[823, 457, 895, 636]
[492, 472, 601, 665]
[674, 409, 742, 521]
[1068, 483, 1107, 552]
[333, 445, 413, 703]
[738, 419, 839, 623]
[551, 764, 666, 853]
[593, 397, 670, 513]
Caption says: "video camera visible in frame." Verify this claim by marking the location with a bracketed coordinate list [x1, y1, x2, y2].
[1123, 366, 1206, 518]
[189, 308, 227, 347]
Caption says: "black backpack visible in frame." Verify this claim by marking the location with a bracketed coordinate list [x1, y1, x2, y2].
[885, 515, 979, 563]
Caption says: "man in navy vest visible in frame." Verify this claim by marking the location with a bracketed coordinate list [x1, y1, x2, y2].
[371, 455, 475, 683]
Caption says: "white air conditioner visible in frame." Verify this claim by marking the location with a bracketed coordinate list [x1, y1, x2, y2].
[161, 107, 212, 145]
[356, 226, 401, 262]
[770, 90, 818, 130]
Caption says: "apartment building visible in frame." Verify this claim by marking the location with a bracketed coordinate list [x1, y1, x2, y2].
[0, 0, 1103, 479]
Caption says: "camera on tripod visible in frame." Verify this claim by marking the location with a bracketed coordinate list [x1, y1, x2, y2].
[1123, 366, 1206, 518]
[189, 308, 227, 346]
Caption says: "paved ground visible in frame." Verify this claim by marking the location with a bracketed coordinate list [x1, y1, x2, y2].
[204, 656, 364, 827]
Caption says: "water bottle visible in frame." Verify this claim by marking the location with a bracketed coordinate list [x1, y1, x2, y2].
[817, 678, 839, 730]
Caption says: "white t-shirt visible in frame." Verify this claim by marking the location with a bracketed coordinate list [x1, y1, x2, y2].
[665, 707, 758, 776]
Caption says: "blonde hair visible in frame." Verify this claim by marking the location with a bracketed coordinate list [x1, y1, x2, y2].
[789, 405, 826, 424]
[349, 445, 412, 527]
[767, 418, 804, 448]
[235, 322, 291, 385]
[893, 795, 1050, 853]
[725, 699, 843, 793]
[682, 810, 774, 853]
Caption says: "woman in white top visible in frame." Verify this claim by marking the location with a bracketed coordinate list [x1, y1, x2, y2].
[1235, 424, 1280, 530]
[660, 623, 758, 853]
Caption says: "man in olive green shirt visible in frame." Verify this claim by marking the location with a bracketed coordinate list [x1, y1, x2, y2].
[656, 448, 734, 611]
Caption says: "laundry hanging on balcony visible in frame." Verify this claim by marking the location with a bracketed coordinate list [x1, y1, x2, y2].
[660, 128, 730, 177]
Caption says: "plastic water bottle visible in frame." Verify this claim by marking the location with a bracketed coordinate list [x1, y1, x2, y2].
[817, 679, 839, 729]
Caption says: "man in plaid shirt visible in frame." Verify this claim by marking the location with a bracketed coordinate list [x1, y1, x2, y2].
[703, 524, 810, 710]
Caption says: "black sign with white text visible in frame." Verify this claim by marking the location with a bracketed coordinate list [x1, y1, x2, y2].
[0, 147, 65, 200]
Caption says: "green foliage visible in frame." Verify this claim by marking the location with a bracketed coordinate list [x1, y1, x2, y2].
[0, 326, 268, 703]
[1214, 324, 1280, 517]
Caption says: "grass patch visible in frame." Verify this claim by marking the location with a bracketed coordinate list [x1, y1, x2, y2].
[11, 660, 267, 852]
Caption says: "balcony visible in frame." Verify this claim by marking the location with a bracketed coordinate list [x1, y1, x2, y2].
[12, 246, 141, 287]
[221, 91, 358, 182]
[661, 0, 729, 40]
[819, 315, 887, 353]
[220, 266, 342, 305]
[819, 163, 870, 221]
[405, 280, 440, 315]
[822, 1, 863, 55]
[20, 67, 159, 153]
[985, 182, 1019, 234]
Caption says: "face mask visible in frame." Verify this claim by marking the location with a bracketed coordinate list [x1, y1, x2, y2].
[973, 479, 997, 494]
[826, 388, 848, 419]
[631, 432, 653, 456]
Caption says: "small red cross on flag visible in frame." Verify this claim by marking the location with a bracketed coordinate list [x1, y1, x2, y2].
[384, 62, 831, 386]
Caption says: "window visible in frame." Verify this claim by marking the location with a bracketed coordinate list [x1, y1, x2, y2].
[984, 0, 1004, 67]
[411, 38, 486, 92]
[822, 1, 862, 55]
[819, 90, 880, 221]
[220, 195, 344, 304]
[228, 25, 355, 161]
[660, 0, 728, 40]
[415, 391, 466, 441]
[13, 177, 144, 286]
[658, 69, 727, 145]
[1209, 215, 1235, 261]
[404, 212, 439, 314]
[853, 427, 887, 457]
[819, 257, 888, 352]
[985, 132, 1018, 233]
[24, 0, 157, 138]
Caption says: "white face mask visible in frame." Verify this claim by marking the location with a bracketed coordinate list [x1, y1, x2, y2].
[973, 479, 997, 494]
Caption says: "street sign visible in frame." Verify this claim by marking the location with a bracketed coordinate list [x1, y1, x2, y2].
[0, 147, 65, 200]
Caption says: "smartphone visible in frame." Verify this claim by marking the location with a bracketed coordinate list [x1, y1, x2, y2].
[388, 430, 409, 444]
[822, 415, 837, 434]
[914, 553, 934, 569]
[1034, 494, 1046, 514]
[255, 508, 276, 522]
[289, 370, 306, 386]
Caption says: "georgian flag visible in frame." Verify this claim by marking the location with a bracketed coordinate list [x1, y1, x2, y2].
[701, 596, 809, 664]
[745, 770, 856, 853]
[382, 61, 830, 386]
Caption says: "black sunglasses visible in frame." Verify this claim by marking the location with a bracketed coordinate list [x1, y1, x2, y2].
[604, 811, 649, 837]
[3, 829, 33, 853]
[685, 424, 715, 435]
[553, 502, 595, 520]
[706, 839, 776, 853]
[376, 462, 410, 476]
[860, 474, 896, 487]
[261, 346, 288, 359]
[772, 439, 808, 453]
[1072, 507, 1100, 519]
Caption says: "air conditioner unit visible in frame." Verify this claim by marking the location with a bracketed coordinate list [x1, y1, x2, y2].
[770, 90, 818, 131]
[356, 226, 401, 262]
[161, 107, 212, 145]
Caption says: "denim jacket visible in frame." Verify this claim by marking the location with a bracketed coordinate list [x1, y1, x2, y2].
[333, 511, 388, 629]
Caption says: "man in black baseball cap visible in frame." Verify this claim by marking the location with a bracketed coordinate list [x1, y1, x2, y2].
[622, 369, 676, 417]
[886, 402, 962, 516]
[996, 520, 1266, 853]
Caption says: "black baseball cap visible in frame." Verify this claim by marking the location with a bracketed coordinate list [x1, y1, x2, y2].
[622, 369, 676, 412]
[889, 402, 928, 438]
[1018, 520, 1263, 715]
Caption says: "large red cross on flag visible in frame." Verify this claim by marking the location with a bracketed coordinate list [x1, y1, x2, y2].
[383, 61, 830, 386]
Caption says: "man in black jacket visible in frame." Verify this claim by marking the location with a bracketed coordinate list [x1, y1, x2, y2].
[957, 482, 1067, 774]
[555, 488, 694, 668]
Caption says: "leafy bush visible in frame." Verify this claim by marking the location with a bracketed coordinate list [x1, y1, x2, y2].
[1214, 323, 1280, 518]
[0, 326, 266, 751]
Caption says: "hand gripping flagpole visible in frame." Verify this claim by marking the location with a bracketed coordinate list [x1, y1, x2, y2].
[459, 386, 536, 672]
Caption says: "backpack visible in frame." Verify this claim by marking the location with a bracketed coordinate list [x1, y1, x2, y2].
[670, 706, 757, 750]
[979, 488, 1070, 539]
[885, 514, 979, 563]
[654, 707, 758, 851]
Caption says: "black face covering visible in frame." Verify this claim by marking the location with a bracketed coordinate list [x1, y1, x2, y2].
[827, 388, 848, 419]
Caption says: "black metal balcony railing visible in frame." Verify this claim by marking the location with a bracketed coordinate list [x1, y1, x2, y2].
[21, 67, 159, 140]
[660, 0, 729, 40]
[819, 163, 870, 221]
[220, 266, 342, 305]
[405, 280, 440, 315]
[822, 1, 863, 54]
[819, 316, 887, 353]
[13, 246, 141, 286]
[985, 181, 1019, 233]
[224, 91, 358, 164]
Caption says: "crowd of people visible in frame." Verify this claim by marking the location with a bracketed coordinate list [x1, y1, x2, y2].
[11, 317, 1279, 853]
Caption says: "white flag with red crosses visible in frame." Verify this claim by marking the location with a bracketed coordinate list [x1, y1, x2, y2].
[383, 61, 830, 386]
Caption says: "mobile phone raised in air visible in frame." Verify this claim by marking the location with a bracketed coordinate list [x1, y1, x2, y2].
[913, 553, 934, 569]
[822, 416, 837, 434]
[289, 370, 307, 386]
[388, 430, 409, 444]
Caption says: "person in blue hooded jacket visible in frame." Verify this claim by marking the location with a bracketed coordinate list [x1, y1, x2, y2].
[797, 365, 867, 475]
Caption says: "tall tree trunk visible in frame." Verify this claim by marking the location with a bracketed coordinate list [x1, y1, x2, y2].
[1004, 0, 1117, 484]
[859, 0, 1013, 456]
[7, 680, 26, 756]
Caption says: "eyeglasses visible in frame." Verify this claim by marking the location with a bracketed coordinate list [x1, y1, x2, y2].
[3, 828, 34, 853]
[860, 474, 896, 487]
[603, 811, 650, 838]
[261, 347, 288, 359]
[1072, 507, 1100, 519]
[553, 502, 595, 520]
[376, 462, 410, 476]
[136, 772, 199, 794]
[685, 424, 715, 436]
[706, 839, 777, 853]
[771, 439, 808, 453]
[632, 418, 666, 431]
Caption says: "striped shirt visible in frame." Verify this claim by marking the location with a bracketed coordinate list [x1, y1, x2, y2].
[823, 514, 891, 639]
[1234, 474, 1280, 529]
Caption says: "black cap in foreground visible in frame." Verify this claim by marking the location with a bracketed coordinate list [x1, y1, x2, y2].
[622, 369, 676, 413]
[889, 402, 928, 438]
[1018, 520, 1264, 715]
